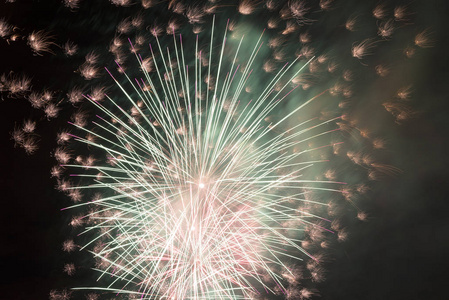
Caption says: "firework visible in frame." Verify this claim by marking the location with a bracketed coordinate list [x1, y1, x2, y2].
[0, 0, 433, 299]
[61, 19, 344, 299]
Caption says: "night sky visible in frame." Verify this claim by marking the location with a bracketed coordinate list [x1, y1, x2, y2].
[1, 0, 448, 299]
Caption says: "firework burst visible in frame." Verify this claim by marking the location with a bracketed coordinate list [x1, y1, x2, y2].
[62, 20, 344, 299]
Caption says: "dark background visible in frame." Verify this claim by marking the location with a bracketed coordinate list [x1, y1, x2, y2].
[0, 0, 448, 299]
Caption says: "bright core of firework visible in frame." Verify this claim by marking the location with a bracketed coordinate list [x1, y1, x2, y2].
[66, 20, 340, 299]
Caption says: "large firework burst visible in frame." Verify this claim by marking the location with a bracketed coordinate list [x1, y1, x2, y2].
[64, 20, 343, 299]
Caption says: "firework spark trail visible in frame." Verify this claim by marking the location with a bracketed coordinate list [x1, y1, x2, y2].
[60, 20, 345, 299]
